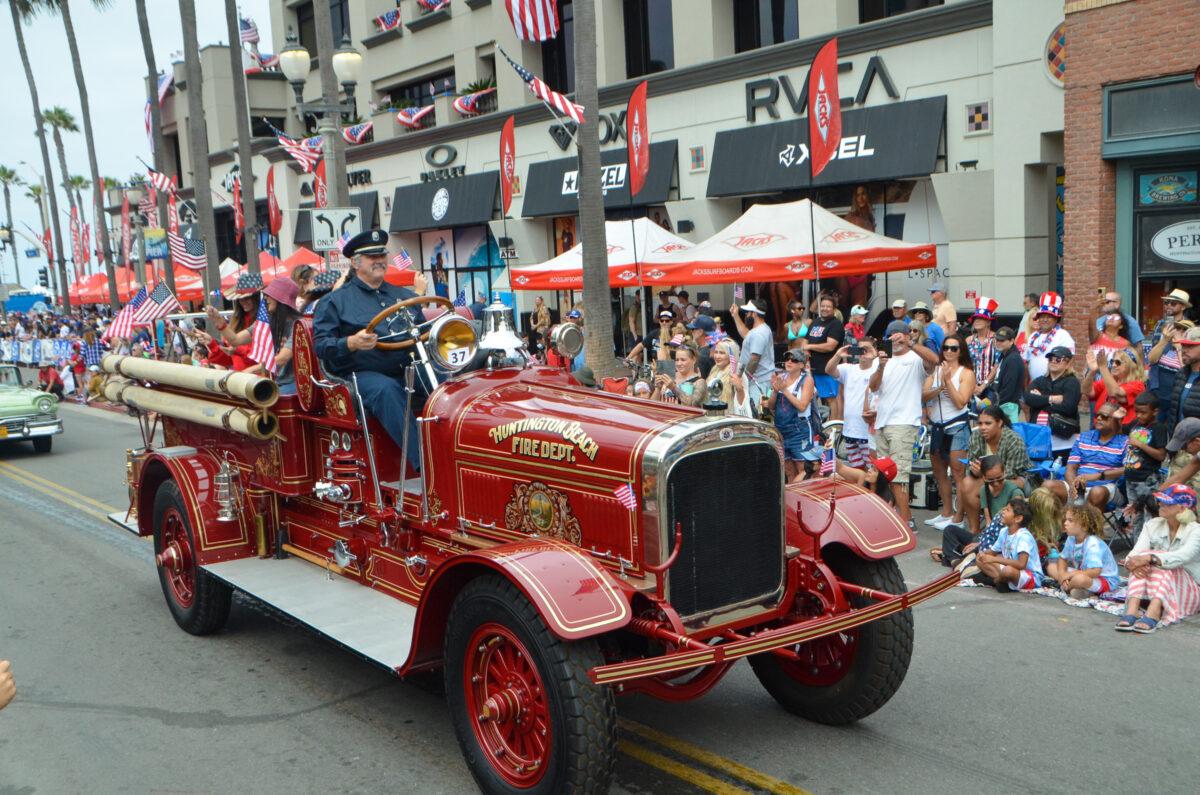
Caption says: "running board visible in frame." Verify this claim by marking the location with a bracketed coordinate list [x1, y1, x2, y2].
[108, 511, 140, 536]
[201, 556, 417, 672]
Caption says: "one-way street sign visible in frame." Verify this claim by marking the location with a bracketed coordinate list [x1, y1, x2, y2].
[308, 208, 362, 251]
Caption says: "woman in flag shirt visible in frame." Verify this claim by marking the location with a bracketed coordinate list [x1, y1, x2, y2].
[245, 278, 301, 396]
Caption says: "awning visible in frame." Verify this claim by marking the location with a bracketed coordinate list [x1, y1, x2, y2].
[646, 198, 936, 284]
[508, 218, 693, 290]
[388, 172, 499, 233]
[706, 97, 946, 197]
[521, 140, 678, 218]
[293, 191, 379, 245]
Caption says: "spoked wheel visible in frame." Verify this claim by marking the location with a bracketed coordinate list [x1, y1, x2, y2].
[152, 480, 231, 635]
[750, 548, 913, 725]
[445, 576, 616, 794]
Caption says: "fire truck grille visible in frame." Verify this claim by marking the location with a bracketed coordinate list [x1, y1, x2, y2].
[665, 443, 783, 619]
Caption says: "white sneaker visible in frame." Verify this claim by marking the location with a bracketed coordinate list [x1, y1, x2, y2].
[924, 514, 953, 529]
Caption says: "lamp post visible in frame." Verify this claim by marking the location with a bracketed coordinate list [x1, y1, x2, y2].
[278, 31, 361, 210]
[126, 183, 147, 285]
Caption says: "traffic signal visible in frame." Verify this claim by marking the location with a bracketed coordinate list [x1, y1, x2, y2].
[38, 267, 48, 288]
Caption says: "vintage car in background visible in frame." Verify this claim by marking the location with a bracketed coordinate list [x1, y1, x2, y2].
[0, 364, 62, 453]
[105, 298, 959, 794]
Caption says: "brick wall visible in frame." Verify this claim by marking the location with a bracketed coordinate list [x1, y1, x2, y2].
[1062, 0, 1200, 348]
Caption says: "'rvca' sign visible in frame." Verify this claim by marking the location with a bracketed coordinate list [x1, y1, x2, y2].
[745, 55, 899, 123]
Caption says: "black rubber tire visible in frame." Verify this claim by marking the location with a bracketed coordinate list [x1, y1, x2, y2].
[444, 575, 616, 794]
[750, 549, 914, 725]
[31, 436, 52, 453]
[152, 480, 231, 636]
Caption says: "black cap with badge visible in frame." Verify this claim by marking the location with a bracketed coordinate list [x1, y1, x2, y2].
[343, 229, 389, 258]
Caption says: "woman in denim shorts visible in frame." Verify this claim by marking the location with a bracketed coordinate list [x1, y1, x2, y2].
[922, 334, 977, 529]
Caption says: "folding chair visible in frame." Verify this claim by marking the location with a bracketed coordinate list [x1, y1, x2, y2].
[601, 377, 629, 394]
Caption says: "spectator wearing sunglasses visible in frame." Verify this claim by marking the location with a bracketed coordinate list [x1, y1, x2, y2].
[992, 326, 1025, 424]
[1042, 399, 1129, 511]
[1084, 347, 1145, 427]
[1145, 289, 1190, 423]
[771, 349, 822, 482]
[1169, 325, 1200, 427]
[922, 334, 976, 530]
[1023, 346, 1082, 456]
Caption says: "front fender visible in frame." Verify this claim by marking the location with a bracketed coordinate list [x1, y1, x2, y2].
[786, 478, 916, 560]
[405, 538, 633, 672]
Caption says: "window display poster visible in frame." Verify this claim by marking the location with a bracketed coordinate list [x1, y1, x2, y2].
[420, 229, 455, 298]
[1139, 171, 1198, 205]
[553, 216, 576, 255]
[453, 226, 505, 306]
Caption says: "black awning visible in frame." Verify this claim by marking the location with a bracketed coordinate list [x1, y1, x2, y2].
[706, 97, 947, 197]
[388, 171, 499, 233]
[293, 191, 379, 245]
[520, 140, 678, 218]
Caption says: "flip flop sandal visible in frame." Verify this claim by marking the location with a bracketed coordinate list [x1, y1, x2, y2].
[1133, 616, 1159, 634]
[1114, 614, 1139, 632]
[929, 548, 945, 563]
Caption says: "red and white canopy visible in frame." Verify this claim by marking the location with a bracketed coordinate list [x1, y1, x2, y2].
[645, 199, 936, 284]
[509, 218, 693, 290]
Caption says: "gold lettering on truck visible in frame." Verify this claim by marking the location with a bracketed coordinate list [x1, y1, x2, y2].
[489, 417, 600, 462]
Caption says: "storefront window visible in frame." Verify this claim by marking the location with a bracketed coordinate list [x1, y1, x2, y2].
[418, 226, 505, 308]
[624, 0, 674, 78]
[859, 0, 941, 24]
[387, 70, 456, 109]
[541, 0, 574, 93]
[733, 0, 798, 54]
[296, 0, 351, 55]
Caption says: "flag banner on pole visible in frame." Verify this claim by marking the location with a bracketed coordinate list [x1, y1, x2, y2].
[167, 231, 207, 270]
[505, 0, 559, 41]
[146, 73, 174, 155]
[393, 249, 414, 270]
[82, 223, 92, 267]
[373, 9, 402, 31]
[70, 207, 82, 278]
[453, 87, 496, 116]
[131, 283, 182, 326]
[499, 47, 584, 124]
[313, 158, 327, 209]
[233, 178, 244, 243]
[147, 169, 174, 193]
[104, 286, 148, 341]
[263, 119, 322, 172]
[819, 446, 835, 476]
[248, 299, 275, 374]
[626, 80, 649, 198]
[395, 104, 435, 129]
[342, 122, 374, 144]
[120, 196, 131, 264]
[139, 186, 158, 225]
[613, 483, 638, 511]
[807, 37, 842, 180]
[500, 115, 516, 215]
[266, 165, 282, 235]
[42, 228, 53, 261]
[167, 189, 179, 235]
[239, 15, 259, 44]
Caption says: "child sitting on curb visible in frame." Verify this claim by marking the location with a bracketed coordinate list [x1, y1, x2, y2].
[976, 496, 1044, 591]
[1044, 503, 1120, 598]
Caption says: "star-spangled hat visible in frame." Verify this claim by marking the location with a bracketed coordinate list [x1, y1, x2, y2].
[343, 228, 389, 258]
[971, 296, 999, 321]
[310, 269, 341, 294]
[1037, 291, 1063, 318]
[231, 272, 264, 297]
[1153, 483, 1197, 509]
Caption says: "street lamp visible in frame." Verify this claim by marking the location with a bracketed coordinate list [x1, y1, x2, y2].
[333, 35, 363, 102]
[278, 32, 311, 89]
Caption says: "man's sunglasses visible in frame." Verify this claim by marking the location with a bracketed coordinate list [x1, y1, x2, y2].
[984, 476, 1005, 484]
[1048, 355, 1070, 362]
[1095, 412, 1115, 420]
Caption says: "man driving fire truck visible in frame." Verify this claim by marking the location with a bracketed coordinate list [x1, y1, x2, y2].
[313, 228, 429, 471]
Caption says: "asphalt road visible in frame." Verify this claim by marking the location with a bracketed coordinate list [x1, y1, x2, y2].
[2, 404, 1199, 794]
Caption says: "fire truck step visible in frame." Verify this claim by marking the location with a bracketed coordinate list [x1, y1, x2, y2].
[201, 556, 416, 671]
[107, 511, 140, 536]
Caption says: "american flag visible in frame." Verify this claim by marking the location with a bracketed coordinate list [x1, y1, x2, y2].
[505, 0, 559, 42]
[248, 299, 276, 374]
[147, 169, 174, 193]
[103, 286, 148, 342]
[393, 249, 413, 270]
[278, 135, 322, 172]
[336, 232, 352, 255]
[373, 9, 402, 31]
[146, 72, 174, 154]
[416, 0, 450, 12]
[453, 87, 495, 116]
[139, 186, 158, 224]
[613, 483, 638, 511]
[499, 47, 584, 124]
[342, 122, 374, 144]
[396, 104, 435, 129]
[132, 283, 182, 326]
[168, 231, 207, 270]
[452, 289, 467, 307]
[820, 446, 836, 476]
[258, 52, 279, 70]
[1036, 411, 1049, 426]
[239, 15, 259, 44]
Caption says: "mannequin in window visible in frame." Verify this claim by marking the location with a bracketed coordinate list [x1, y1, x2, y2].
[840, 185, 876, 311]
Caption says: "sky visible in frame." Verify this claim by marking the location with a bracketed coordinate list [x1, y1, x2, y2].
[0, 0, 274, 287]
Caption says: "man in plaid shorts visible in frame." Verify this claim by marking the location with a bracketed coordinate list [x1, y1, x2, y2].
[826, 336, 879, 469]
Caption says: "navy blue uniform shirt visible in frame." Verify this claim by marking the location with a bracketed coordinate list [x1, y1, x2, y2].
[313, 274, 423, 377]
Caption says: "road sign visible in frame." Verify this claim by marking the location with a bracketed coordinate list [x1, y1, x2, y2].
[308, 207, 361, 251]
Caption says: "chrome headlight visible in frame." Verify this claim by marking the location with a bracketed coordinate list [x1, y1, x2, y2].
[35, 397, 55, 414]
[428, 314, 479, 372]
[329, 430, 341, 452]
[341, 433, 352, 452]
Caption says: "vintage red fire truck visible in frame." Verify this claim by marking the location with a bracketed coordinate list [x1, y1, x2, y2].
[106, 297, 959, 793]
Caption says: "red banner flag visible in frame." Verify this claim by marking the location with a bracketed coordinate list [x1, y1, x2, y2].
[499, 116, 516, 216]
[42, 228, 52, 260]
[626, 80, 649, 198]
[82, 223, 92, 268]
[233, 178, 244, 243]
[121, 195, 132, 264]
[167, 188, 179, 235]
[267, 165, 282, 236]
[313, 158, 327, 209]
[70, 206, 83, 278]
[807, 38, 841, 180]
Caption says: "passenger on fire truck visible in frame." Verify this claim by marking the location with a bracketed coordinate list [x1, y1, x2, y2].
[313, 228, 430, 472]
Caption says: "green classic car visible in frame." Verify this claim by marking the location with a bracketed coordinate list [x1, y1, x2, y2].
[0, 364, 63, 453]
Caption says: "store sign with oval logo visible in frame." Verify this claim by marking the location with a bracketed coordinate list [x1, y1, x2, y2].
[431, 187, 450, 221]
[1152, 219, 1200, 264]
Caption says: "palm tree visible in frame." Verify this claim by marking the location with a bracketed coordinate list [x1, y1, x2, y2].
[572, 0, 614, 378]
[135, 0, 175, 294]
[11, 0, 68, 304]
[224, 0, 261, 273]
[68, 174, 89, 219]
[43, 106, 81, 282]
[178, 0, 221, 290]
[0, 165, 22, 286]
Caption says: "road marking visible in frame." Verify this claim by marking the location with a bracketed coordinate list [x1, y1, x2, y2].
[622, 719, 813, 795]
[0, 460, 120, 514]
[618, 740, 751, 794]
[0, 457, 807, 794]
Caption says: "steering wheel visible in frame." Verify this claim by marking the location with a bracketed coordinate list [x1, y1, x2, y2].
[365, 295, 457, 351]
